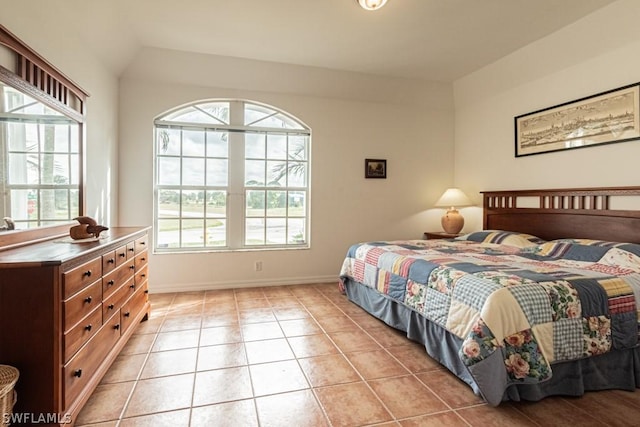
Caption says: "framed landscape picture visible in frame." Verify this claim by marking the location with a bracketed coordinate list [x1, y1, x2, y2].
[365, 158, 386, 178]
[515, 82, 640, 157]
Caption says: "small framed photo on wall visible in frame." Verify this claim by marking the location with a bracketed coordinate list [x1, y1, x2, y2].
[365, 158, 386, 179]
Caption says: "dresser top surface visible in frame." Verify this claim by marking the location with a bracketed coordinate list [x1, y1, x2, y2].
[0, 226, 150, 267]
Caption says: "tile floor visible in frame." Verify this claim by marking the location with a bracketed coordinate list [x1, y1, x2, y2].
[76, 282, 640, 426]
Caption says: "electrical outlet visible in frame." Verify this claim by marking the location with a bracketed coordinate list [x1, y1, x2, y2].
[255, 261, 262, 271]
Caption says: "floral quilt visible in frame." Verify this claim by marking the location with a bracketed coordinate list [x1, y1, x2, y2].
[338, 231, 640, 404]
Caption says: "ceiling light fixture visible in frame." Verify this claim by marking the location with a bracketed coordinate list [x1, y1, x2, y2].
[357, 0, 388, 11]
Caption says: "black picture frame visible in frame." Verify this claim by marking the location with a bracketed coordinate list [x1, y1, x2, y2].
[365, 158, 386, 179]
[515, 82, 640, 157]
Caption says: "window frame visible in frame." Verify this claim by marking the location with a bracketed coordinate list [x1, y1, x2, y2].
[153, 99, 311, 253]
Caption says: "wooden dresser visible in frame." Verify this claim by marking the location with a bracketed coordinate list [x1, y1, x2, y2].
[0, 226, 151, 426]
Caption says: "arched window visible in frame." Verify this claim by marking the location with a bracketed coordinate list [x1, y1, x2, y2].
[153, 100, 310, 252]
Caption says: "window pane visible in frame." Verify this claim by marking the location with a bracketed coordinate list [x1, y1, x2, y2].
[158, 157, 181, 185]
[182, 158, 205, 186]
[182, 190, 204, 218]
[289, 135, 308, 160]
[266, 161, 286, 186]
[206, 159, 228, 186]
[245, 133, 265, 158]
[288, 191, 305, 217]
[70, 154, 79, 184]
[70, 125, 79, 153]
[162, 102, 230, 125]
[157, 128, 180, 155]
[266, 191, 286, 217]
[158, 189, 180, 218]
[206, 219, 226, 247]
[52, 125, 70, 152]
[245, 218, 265, 245]
[40, 189, 67, 220]
[266, 218, 286, 244]
[183, 129, 205, 157]
[181, 219, 204, 247]
[206, 131, 228, 157]
[7, 153, 38, 184]
[266, 134, 287, 159]
[245, 160, 265, 186]
[206, 191, 227, 218]
[287, 218, 306, 244]
[70, 189, 79, 217]
[157, 219, 180, 248]
[40, 154, 70, 185]
[244, 104, 273, 126]
[246, 190, 265, 217]
[287, 162, 307, 187]
[9, 190, 29, 220]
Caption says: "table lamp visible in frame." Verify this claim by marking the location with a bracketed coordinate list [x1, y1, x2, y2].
[435, 188, 473, 234]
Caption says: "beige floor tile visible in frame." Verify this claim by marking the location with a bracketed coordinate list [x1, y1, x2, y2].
[193, 366, 253, 406]
[239, 308, 277, 324]
[555, 391, 640, 425]
[100, 353, 147, 384]
[196, 342, 247, 371]
[273, 306, 310, 320]
[237, 297, 271, 310]
[118, 409, 190, 426]
[315, 381, 393, 427]
[369, 375, 449, 419]
[249, 360, 310, 396]
[279, 318, 323, 337]
[512, 397, 605, 426]
[456, 404, 539, 426]
[298, 354, 361, 387]
[75, 381, 135, 425]
[329, 330, 382, 353]
[400, 412, 469, 426]
[305, 303, 345, 318]
[190, 400, 259, 427]
[315, 315, 358, 333]
[346, 349, 410, 379]
[159, 314, 202, 332]
[120, 333, 156, 355]
[199, 324, 242, 346]
[367, 325, 412, 347]
[241, 321, 284, 341]
[123, 374, 194, 418]
[386, 344, 442, 373]
[151, 329, 200, 352]
[416, 370, 484, 408]
[256, 390, 329, 427]
[235, 288, 266, 300]
[244, 338, 295, 364]
[140, 348, 197, 378]
[287, 334, 339, 358]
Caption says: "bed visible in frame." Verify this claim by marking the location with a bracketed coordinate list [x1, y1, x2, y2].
[338, 186, 640, 406]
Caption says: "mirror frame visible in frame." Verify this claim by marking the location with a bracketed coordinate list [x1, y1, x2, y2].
[0, 24, 88, 249]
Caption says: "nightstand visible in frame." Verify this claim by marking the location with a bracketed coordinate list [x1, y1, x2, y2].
[423, 231, 463, 240]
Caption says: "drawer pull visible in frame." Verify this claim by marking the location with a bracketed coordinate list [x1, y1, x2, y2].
[119, 253, 126, 258]
[83, 270, 92, 277]
[107, 258, 115, 264]
[108, 304, 115, 310]
[144, 290, 149, 294]
[84, 296, 93, 304]
[129, 248, 135, 252]
[124, 312, 130, 318]
[141, 274, 146, 278]
[140, 241, 146, 245]
[107, 280, 115, 286]
[114, 324, 120, 330]
[141, 257, 146, 261]
[85, 324, 92, 331]
[129, 265, 136, 270]
[74, 369, 82, 378]
[130, 284, 136, 289]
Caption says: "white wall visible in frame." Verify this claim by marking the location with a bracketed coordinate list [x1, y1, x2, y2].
[119, 48, 454, 292]
[453, 0, 640, 232]
[1, 5, 120, 227]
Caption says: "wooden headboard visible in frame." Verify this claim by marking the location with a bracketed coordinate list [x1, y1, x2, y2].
[481, 187, 640, 244]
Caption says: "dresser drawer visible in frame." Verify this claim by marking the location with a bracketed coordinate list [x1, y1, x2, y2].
[121, 284, 148, 334]
[134, 264, 149, 287]
[63, 312, 122, 408]
[103, 276, 136, 319]
[115, 244, 128, 266]
[102, 250, 117, 275]
[102, 259, 136, 300]
[63, 257, 102, 299]
[134, 250, 148, 271]
[63, 280, 102, 333]
[63, 306, 102, 362]
[135, 235, 148, 254]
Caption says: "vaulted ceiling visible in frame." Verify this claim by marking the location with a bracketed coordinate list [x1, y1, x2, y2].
[39, 0, 616, 81]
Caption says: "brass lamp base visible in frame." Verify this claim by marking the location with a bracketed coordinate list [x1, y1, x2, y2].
[441, 208, 464, 234]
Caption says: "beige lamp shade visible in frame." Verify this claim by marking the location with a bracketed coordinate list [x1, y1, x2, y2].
[435, 188, 473, 234]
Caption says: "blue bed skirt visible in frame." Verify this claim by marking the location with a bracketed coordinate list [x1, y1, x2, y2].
[343, 277, 640, 405]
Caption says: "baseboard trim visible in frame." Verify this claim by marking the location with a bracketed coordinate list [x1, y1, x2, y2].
[148, 275, 338, 294]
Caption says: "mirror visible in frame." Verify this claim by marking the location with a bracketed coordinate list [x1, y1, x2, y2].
[0, 24, 87, 245]
[0, 80, 80, 230]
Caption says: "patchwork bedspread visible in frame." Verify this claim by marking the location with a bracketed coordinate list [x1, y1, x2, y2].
[338, 232, 640, 404]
